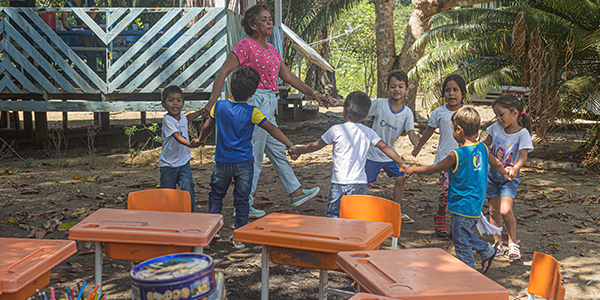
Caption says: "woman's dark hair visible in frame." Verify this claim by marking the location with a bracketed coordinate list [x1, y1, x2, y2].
[493, 94, 532, 133]
[441, 74, 467, 103]
[242, 3, 270, 36]
[231, 66, 260, 101]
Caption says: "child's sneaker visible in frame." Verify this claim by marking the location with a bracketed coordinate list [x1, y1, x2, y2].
[229, 235, 245, 249]
[233, 206, 266, 218]
[290, 187, 320, 207]
[214, 230, 221, 239]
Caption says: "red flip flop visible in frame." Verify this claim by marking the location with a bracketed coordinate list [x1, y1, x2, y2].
[434, 214, 449, 237]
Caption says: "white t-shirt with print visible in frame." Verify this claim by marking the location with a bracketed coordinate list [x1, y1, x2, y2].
[428, 105, 460, 164]
[158, 112, 191, 168]
[367, 98, 414, 162]
[321, 122, 382, 185]
[487, 122, 533, 167]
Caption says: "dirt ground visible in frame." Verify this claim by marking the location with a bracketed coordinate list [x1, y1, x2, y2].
[1, 104, 600, 300]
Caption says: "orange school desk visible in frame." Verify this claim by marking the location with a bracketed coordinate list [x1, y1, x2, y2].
[337, 248, 509, 300]
[349, 293, 404, 300]
[0, 238, 77, 300]
[233, 213, 393, 300]
[68, 208, 223, 288]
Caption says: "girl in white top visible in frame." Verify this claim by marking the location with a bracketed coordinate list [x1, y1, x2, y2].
[483, 94, 533, 260]
[412, 74, 467, 237]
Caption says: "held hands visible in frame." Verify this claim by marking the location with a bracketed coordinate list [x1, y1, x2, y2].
[190, 138, 203, 148]
[505, 166, 517, 180]
[327, 98, 344, 107]
[403, 166, 415, 178]
[287, 146, 300, 160]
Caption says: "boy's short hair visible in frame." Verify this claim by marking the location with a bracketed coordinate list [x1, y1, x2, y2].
[344, 91, 371, 122]
[231, 66, 260, 101]
[387, 70, 408, 87]
[451, 106, 480, 137]
[162, 85, 184, 103]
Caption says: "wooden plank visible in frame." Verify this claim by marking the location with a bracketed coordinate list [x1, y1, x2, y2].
[140, 17, 227, 93]
[106, 8, 128, 29]
[5, 43, 59, 93]
[184, 51, 226, 92]
[106, 8, 144, 44]
[167, 36, 227, 89]
[4, 60, 41, 93]
[71, 8, 107, 44]
[108, 9, 205, 93]
[9, 9, 95, 93]
[108, 8, 183, 78]
[0, 76, 22, 93]
[0, 100, 209, 112]
[21, 9, 104, 92]
[6, 23, 78, 93]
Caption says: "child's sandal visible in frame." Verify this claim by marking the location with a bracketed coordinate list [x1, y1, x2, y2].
[495, 242, 505, 256]
[434, 214, 449, 237]
[507, 243, 521, 260]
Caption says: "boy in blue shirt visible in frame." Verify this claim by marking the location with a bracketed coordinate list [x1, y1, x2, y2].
[198, 66, 295, 248]
[405, 107, 509, 272]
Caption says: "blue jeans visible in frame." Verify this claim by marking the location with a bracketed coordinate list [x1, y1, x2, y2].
[160, 161, 195, 212]
[451, 214, 495, 269]
[208, 160, 253, 229]
[326, 183, 367, 218]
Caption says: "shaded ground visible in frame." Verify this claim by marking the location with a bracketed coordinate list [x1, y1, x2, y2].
[1, 105, 600, 299]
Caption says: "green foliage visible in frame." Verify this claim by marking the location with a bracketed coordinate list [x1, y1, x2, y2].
[124, 123, 161, 167]
[331, 1, 411, 97]
[24, 157, 34, 168]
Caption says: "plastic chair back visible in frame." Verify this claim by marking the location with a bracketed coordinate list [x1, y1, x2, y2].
[339, 195, 401, 239]
[528, 252, 566, 300]
[127, 189, 192, 212]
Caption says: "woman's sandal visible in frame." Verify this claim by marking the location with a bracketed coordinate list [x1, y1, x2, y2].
[434, 214, 449, 237]
[482, 241, 501, 273]
[507, 243, 522, 260]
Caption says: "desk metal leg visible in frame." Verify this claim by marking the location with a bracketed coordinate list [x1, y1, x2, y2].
[319, 269, 328, 300]
[261, 245, 269, 300]
[95, 242, 102, 288]
[194, 246, 203, 254]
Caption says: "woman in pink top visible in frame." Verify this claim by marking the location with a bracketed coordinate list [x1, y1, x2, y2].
[204, 4, 329, 217]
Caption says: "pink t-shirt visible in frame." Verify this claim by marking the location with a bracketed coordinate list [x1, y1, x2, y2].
[231, 37, 282, 92]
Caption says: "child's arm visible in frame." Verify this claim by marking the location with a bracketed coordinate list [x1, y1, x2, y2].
[292, 139, 328, 157]
[488, 152, 511, 180]
[405, 152, 457, 176]
[197, 118, 216, 147]
[259, 120, 294, 149]
[407, 129, 420, 147]
[412, 126, 435, 157]
[375, 140, 408, 170]
[506, 149, 528, 180]
[172, 132, 201, 148]
[482, 134, 493, 146]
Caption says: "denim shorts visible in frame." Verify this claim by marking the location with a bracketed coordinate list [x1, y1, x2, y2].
[365, 160, 403, 183]
[486, 168, 520, 199]
[326, 183, 367, 218]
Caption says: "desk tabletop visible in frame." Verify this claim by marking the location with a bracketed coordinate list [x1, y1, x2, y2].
[348, 293, 401, 300]
[336, 248, 509, 300]
[68, 208, 223, 247]
[0, 238, 77, 293]
[233, 213, 392, 253]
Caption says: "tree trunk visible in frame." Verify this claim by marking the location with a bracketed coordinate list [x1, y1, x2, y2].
[374, 0, 396, 98]
[373, 0, 491, 110]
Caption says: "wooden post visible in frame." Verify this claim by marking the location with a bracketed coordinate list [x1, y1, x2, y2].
[34, 111, 48, 148]
[11, 111, 20, 131]
[100, 112, 110, 131]
[141, 111, 146, 124]
[62, 100, 68, 131]
[0, 111, 8, 128]
[23, 110, 33, 138]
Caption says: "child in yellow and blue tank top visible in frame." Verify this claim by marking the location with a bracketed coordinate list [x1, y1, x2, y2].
[406, 107, 510, 272]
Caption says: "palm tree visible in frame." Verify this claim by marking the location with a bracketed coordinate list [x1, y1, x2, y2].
[409, 0, 600, 146]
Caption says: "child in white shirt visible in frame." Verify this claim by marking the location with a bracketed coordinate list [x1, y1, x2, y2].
[290, 91, 408, 217]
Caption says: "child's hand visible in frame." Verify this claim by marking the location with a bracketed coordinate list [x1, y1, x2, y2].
[287, 146, 300, 160]
[328, 98, 343, 107]
[190, 139, 202, 148]
[404, 167, 415, 178]
[197, 139, 206, 148]
[506, 166, 517, 180]
[411, 146, 420, 157]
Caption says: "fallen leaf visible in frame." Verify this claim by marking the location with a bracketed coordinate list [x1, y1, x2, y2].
[20, 189, 40, 194]
[4, 217, 19, 225]
[58, 221, 79, 231]
[0, 168, 16, 175]
[570, 228, 600, 234]
[78, 249, 95, 255]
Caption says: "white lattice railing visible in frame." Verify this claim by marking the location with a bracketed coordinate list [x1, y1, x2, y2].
[0, 7, 242, 112]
